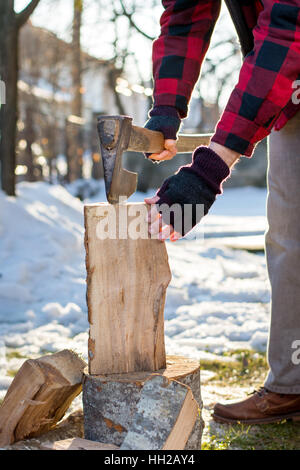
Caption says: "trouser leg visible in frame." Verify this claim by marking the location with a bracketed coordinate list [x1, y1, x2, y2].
[264, 112, 300, 394]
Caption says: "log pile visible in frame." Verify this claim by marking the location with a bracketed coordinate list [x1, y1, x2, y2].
[0, 202, 205, 450]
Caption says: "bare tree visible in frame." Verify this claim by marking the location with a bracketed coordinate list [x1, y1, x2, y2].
[0, 0, 41, 196]
[66, 0, 84, 182]
[18, 21, 72, 184]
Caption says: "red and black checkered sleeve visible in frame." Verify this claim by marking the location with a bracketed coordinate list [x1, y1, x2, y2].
[152, 0, 221, 118]
[212, 0, 300, 157]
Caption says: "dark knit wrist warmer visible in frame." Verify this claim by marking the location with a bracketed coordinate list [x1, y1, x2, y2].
[155, 146, 231, 236]
[144, 105, 181, 140]
[184, 146, 231, 194]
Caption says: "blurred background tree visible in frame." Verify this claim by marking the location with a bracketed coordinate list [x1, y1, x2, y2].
[0, 0, 41, 196]
[66, 0, 84, 183]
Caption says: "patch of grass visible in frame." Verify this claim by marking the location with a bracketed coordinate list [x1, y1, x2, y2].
[6, 369, 18, 377]
[6, 350, 27, 361]
[202, 433, 231, 450]
[200, 349, 268, 386]
[40, 348, 56, 355]
[201, 348, 300, 450]
[203, 421, 300, 450]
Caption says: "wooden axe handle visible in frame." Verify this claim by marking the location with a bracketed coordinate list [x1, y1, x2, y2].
[128, 125, 213, 154]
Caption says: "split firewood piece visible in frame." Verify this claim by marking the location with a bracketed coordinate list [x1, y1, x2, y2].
[0, 350, 86, 447]
[41, 438, 119, 451]
[120, 374, 199, 451]
[84, 202, 172, 375]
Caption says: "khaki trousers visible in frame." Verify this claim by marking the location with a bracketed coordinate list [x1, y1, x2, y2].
[264, 111, 300, 393]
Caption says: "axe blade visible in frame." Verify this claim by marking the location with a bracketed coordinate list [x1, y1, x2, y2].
[97, 115, 138, 204]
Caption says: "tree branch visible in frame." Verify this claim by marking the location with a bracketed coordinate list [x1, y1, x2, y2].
[119, 0, 155, 41]
[16, 0, 40, 29]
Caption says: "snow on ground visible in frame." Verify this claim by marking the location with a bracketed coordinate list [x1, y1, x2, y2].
[0, 180, 270, 399]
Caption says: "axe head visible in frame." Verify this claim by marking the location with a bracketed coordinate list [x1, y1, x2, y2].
[97, 115, 138, 204]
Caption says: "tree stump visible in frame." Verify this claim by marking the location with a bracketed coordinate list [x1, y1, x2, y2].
[121, 375, 200, 450]
[83, 355, 204, 449]
[84, 202, 172, 375]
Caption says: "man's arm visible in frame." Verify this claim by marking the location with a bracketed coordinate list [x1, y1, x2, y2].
[144, 0, 221, 161]
[212, 0, 300, 157]
[146, 0, 300, 241]
[147, 1, 300, 240]
[152, 0, 222, 118]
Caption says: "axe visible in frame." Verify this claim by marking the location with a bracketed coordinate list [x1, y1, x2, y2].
[97, 115, 212, 204]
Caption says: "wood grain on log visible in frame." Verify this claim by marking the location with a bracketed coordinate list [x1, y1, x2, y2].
[0, 350, 86, 446]
[84, 202, 172, 375]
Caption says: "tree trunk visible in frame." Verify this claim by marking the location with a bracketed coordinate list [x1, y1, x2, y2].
[107, 67, 126, 115]
[0, 6, 18, 196]
[91, 112, 103, 180]
[24, 105, 36, 182]
[0, 0, 41, 195]
[71, 1, 83, 119]
[67, 0, 84, 182]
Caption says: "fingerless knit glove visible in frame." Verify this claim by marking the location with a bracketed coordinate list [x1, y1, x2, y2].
[145, 105, 181, 140]
[155, 146, 231, 236]
[144, 106, 181, 160]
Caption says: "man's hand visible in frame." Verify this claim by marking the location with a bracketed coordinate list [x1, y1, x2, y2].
[145, 146, 232, 241]
[145, 194, 182, 242]
[144, 105, 181, 162]
[148, 139, 178, 162]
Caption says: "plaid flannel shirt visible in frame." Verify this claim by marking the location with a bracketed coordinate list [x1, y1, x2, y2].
[152, 0, 300, 156]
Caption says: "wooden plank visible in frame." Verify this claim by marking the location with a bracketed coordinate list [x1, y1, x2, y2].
[120, 375, 199, 450]
[0, 350, 86, 446]
[41, 438, 119, 451]
[84, 202, 172, 375]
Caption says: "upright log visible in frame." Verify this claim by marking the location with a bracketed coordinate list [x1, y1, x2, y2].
[83, 202, 204, 450]
[84, 202, 172, 375]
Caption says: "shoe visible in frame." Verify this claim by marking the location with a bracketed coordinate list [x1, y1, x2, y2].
[212, 387, 300, 424]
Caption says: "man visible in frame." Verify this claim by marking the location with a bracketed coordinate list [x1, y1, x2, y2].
[144, 0, 300, 424]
